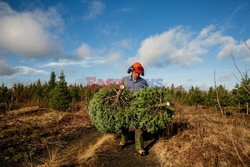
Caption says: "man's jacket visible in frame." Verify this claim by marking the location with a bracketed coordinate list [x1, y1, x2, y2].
[123, 75, 148, 92]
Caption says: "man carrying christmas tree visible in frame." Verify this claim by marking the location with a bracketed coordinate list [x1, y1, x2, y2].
[119, 62, 148, 156]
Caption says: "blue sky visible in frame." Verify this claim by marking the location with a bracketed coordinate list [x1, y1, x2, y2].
[0, 0, 249, 90]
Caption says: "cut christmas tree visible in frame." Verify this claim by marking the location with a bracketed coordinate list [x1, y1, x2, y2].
[89, 86, 174, 134]
[130, 87, 174, 133]
[88, 86, 132, 133]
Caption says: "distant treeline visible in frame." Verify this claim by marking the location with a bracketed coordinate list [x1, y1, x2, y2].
[0, 71, 99, 112]
[166, 72, 249, 113]
[0, 71, 249, 113]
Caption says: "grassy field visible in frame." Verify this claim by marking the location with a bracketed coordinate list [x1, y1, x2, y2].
[153, 104, 250, 167]
[0, 104, 249, 166]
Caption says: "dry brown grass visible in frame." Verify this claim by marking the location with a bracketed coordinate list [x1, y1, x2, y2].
[0, 105, 93, 166]
[21, 105, 109, 167]
[3, 103, 249, 166]
[35, 134, 114, 167]
[37, 147, 62, 167]
[152, 104, 250, 167]
[8, 106, 40, 115]
[77, 134, 115, 165]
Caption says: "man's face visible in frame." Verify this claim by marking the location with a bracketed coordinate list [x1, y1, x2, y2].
[132, 72, 140, 79]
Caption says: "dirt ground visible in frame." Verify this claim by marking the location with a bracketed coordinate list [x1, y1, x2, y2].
[0, 106, 161, 167]
[93, 132, 160, 167]
[1, 104, 249, 167]
[53, 127, 160, 167]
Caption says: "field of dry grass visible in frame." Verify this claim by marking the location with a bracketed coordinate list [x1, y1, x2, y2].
[0, 104, 92, 166]
[1, 103, 249, 166]
[152, 104, 250, 167]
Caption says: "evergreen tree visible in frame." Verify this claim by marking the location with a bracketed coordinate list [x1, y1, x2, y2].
[205, 87, 216, 107]
[88, 86, 132, 133]
[186, 86, 204, 108]
[174, 85, 186, 102]
[83, 85, 99, 104]
[234, 72, 250, 113]
[88, 87, 175, 134]
[130, 88, 174, 133]
[44, 71, 57, 103]
[50, 71, 71, 111]
[0, 83, 10, 113]
[48, 71, 56, 90]
[42, 82, 50, 107]
[216, 85, 233, 109]
[232, 85, 240, 108]
[34, 79, 43, 105]
[170, 83, 175, 99]
[69, 84, 81, 102]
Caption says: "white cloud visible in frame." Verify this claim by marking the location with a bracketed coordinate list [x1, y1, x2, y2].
[119, 39, 135, 49]
[0, 59, 47, 76]
[84, 0, 105, 20]
[98, 22, 120, 36]
[16, 66, 48, 75]
[218, 72, 232, 82]
[130, 25, 250, 68]
[107, 52, 121, 63]
[44, 59, 77, 67]
[44, 42, 122, 67]
[44, 57, 105, 67]
[0, 59, 18, 76]
[218, 39, 250, 61]
[0, 2, 62, 58]
[75, 43, 92, 59]
[110, 39, 136, 53]
[44, 59, 87, 67]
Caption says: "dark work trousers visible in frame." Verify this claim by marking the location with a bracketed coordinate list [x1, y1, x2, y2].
[121, 127, 144, 151]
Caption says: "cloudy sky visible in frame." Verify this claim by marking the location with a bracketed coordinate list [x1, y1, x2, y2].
[0, 0, 249, 90]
